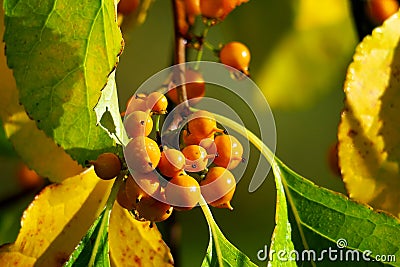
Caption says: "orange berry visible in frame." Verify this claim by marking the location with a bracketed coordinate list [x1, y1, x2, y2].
[124, 136, 161, 173]
[124, 111, 153, 138]
[182, 145, 209, 172]
[188, 110, 223, 139]
[125, 95, 148, 116]
[220, 41, 250, 75]
[165, 173, 201, 211]
[158, 149, 186, 177]
[200, 167, 235, 210]
[213, 134, 243, 169]
[17, 164, 45, 190]
[118, 0, 140, 15]
[135, 197, 173, 222]
[367, 0, 399, 25]
[117, 180, 135, 210]
[200, 0, 248, 20]
[182, 129, 214, 146]
[185, 0, 201, 24]
[146, 92, 168, 113]
[125, 172, 162, 207]
[90, 153, 122, 180]
[167, 69, 206, 105]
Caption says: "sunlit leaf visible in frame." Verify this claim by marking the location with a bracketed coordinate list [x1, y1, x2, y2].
[268, 162, 296, 266]
[201, 203, 257, 267]
[109, 203, 174, 267]
[256, 0, 356, 109]
[0, 6, 82, 182]
[94, 71, 129, 147]
[338, 11, 400, 217]
[277, 158, 400, 266]
[3, 0, 123, 164]
[0, 168, 113, 266]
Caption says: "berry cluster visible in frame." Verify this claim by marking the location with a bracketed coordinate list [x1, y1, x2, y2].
[115, 89, 244, 223]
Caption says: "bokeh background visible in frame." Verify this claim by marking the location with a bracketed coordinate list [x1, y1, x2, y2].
[0, 0, 358, 266]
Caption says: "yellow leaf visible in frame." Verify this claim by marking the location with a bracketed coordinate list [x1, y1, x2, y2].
[109, 203, 174, 267]
[0, 168, 113, 266]
[338, 11, 400, 217]
[0, 6, 83, 182]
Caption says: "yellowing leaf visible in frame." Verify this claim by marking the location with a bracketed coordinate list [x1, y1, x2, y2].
[338, 11, 400, 217]
[109, 203, 174, 267]
[0, 7, 83, 182]
[0, 168, 113, 266]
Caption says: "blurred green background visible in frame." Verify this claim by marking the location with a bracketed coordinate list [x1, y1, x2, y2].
[0, 0, 358, 266]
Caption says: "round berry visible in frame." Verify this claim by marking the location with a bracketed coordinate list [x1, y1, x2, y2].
[158, 149, 186, 177]
[200, 167, 235, 210]
[116, 179, 135, 210]
[213, 134, 243, 169]
[17, 164, 44, 190]
[182, 129, 214, 146]
[220, 41, 250, 75]
[185, 0, 200, 24]
[200, 0, 248, 20]
[118, 0, 140, 15]
[90, 153, 121, 180]
[124, 111, 153, 138]
[188, 110, 222, 139]
[367, 0, 399, 25]
[136, 197, 173, 222]
[125, 95, 148, 116]
[167, 69, 205, 105]
[165, 173, 201, 211]
[124, 136, 161, 173]
[182, 145, 208, 172]
[125, 173, 161, 208]
[146, 92, 168, 113]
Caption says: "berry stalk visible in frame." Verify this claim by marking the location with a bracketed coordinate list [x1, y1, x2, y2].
[88, 173, 124, 266]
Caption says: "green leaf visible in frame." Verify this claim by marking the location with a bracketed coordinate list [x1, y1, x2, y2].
[64, 175, 123, 267]
[268, 161, 297, 267]
[3, 0, 123, 164]
[277, 158, 400, 266]
[94, 71, 129, 147]
[64, 209, 106, 267]
[200, 201, 257, 267]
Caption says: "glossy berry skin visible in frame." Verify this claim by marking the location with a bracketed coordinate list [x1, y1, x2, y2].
[124, 136, 161, 173]
[118, 0, 140, 16]
[167, 69, 206, 105]
[90, 153, 121, 180]
[146, 92, 168, 114]
[220, 41, 250, 75]
[200, 0, 248, 20]
[200, 167, 235, 210]
[213, 134, 243, 169]
[125, 95, 148, 116]
[188, 110, 222, 139]
[182, 129, 214, 147]
[125, 173, 161, 208]
[124, 111, 153, 138]
[182, 145, 208, 172]
[367, 0, 399, 25]
[158, 149, 186, 177]
[136, 197, 173, 222]
[185, 0, 200, 25]
[165, 173, 201, 211]
[117, 179, 135, 210]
